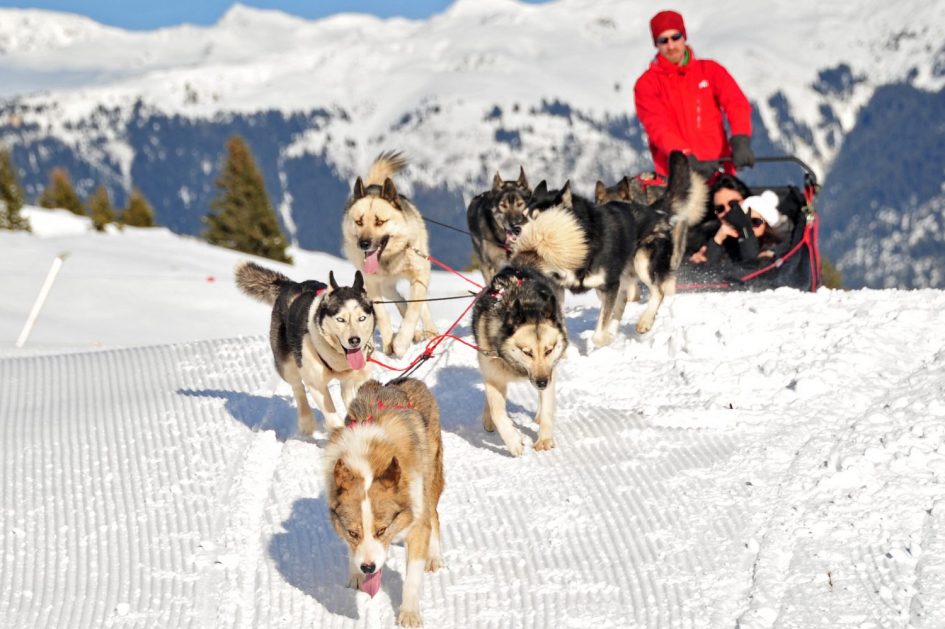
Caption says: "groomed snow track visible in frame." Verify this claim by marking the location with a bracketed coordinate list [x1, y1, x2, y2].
[2, 289, 945, 628]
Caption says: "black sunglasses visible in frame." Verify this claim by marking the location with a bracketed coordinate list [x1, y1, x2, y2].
[751, 217, 766, 228]
[656, 32, 684, 45]
[713, 204, 728, 215]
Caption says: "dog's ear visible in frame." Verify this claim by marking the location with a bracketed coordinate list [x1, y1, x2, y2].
[381, 178, 400, 208]
[492, 172, 503, 190]
[352, 270, 364, 293]
[329, 270, 339, 291]
[618, 176, 632, 200]
[533, 180, 547, 197]
[333, 459, 358, 494]
[517, 166, 529, 191]
[376, 456, 401, 489]
[353, 176, 366, 199]
[559, 181, 573, 209]
[594, 181, 606, 205]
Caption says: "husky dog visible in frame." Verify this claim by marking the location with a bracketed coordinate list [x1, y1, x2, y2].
[341, 151, 437, 358]
[472, 264, 568, 456]
[466, 167, 533, 284]
[234, 261, 375, 435]
[325, 378, 444, 627]
[515, 151, 706, 345]
[594, 173, 666, 206]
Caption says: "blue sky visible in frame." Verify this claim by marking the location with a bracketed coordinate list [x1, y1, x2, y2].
[0, 0, 550, 30]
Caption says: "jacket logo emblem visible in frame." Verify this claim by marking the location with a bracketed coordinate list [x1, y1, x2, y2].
[698, 80, 709, 89]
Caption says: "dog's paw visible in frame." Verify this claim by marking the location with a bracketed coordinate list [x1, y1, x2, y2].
[503, 435, 525, 457]
[425, 555, 443, 572]
[298, 414, 316, 437]
[391, 336, 411, 358]
[592, 330, 614, 347]
[635, 318, 654, 334]
[398, 609, 423, 627]
[534, 436, 556, 451]
[421, 328, 437, 341]
[323, 414, 344, 432]
[413, 328, 423, 343]
[346, 573, 363, 589]
[482, 414, 495, 432]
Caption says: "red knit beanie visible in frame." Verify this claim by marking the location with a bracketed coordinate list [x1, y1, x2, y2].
[649, 10, 686, 45]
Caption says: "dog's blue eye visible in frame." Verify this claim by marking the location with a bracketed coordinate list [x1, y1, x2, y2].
[336, 317, 345, 323]
[358, 315, 367, 322]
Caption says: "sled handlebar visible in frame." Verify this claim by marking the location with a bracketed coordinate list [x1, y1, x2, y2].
[710, 155, 819, 188]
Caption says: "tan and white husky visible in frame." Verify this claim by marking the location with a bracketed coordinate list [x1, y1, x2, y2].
[325, 378, 444, 627]
[341, 152, 438, 358]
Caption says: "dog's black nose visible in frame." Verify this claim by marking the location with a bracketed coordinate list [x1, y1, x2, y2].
[358, 238, 373, 251]
[534, 378, 548, 390]
[360, 562, 376, 574]
[348, 336, 361, 347]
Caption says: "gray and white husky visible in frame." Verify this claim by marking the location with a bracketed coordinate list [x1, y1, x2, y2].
[472, 264, 568, 456]
[466, 167, 533, 284]
[235, 261, 375, 435]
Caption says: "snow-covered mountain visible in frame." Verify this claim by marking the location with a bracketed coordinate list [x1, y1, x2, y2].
[2, 1, 944, 286]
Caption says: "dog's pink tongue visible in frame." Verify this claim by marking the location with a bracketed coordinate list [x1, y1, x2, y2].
[345, 348, 366, 370]
[360, 569, 382, 598]
[364, 250, 380, 274]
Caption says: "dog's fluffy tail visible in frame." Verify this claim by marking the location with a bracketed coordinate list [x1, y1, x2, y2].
[513, 207, 588, 272]
[234, 260, 289, 305]
[366, 150, 408, 187]
[665, 151, 709, 270]
[665, 151, 708, 226]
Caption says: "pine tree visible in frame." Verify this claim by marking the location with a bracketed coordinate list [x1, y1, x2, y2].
[821, 256, 844, 290]
[121, 186, 156, 227]
[88, 184, 116, 232]
[0, 147, 30, 232]
[203, 135, 292, 263]
[38, 167, 85, 216]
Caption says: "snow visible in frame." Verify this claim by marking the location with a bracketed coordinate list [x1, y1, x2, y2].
[2, 207, 944, 627]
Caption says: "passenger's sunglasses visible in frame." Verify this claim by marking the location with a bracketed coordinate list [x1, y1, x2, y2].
[713, 204, 729, 215]
[656, 32, 684, 45]
[750, 217, 766, 228]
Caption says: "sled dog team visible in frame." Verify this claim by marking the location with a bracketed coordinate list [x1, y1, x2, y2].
[234, 150, 706, 626]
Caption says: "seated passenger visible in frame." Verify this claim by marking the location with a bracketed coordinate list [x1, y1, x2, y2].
[689, 175, 790, 265]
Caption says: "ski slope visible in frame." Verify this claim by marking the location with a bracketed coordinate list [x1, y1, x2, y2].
[2, 209, 944, 628]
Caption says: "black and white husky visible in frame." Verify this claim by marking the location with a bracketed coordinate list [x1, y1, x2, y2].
[235, 261, 376, 435]
[514, 151, 706, 345]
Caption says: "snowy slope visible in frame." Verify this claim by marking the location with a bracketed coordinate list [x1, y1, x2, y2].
[2, 209, 945, 628]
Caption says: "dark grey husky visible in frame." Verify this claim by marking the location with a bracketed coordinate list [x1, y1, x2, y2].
[235, 261, 376, 435]
[472, 264, 568, 456]
[466, 167, 533, 283]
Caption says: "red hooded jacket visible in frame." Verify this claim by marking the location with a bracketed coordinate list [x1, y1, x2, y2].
[633, 48, 752, 176]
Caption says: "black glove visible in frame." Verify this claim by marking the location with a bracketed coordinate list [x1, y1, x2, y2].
[686, 154, 719, 178]
[724, 201, 752, 230]
[730, 134, 755, 169]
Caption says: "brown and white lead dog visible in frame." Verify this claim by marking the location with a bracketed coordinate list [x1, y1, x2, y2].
[341, 151, 438, 358]
[324, 378, 444, 627]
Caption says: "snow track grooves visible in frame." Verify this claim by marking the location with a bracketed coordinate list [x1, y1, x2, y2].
[0, 338, 274, 628]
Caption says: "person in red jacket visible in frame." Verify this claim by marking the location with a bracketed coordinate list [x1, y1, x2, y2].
[633, 10, 754, 178]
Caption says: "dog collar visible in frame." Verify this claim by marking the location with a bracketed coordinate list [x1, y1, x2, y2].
[377, 400, 413, 410]
[345, 415, 374, 429]
[315, 288, 326, 295]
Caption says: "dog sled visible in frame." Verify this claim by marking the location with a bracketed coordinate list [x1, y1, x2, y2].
[669, 155, 822, 292]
